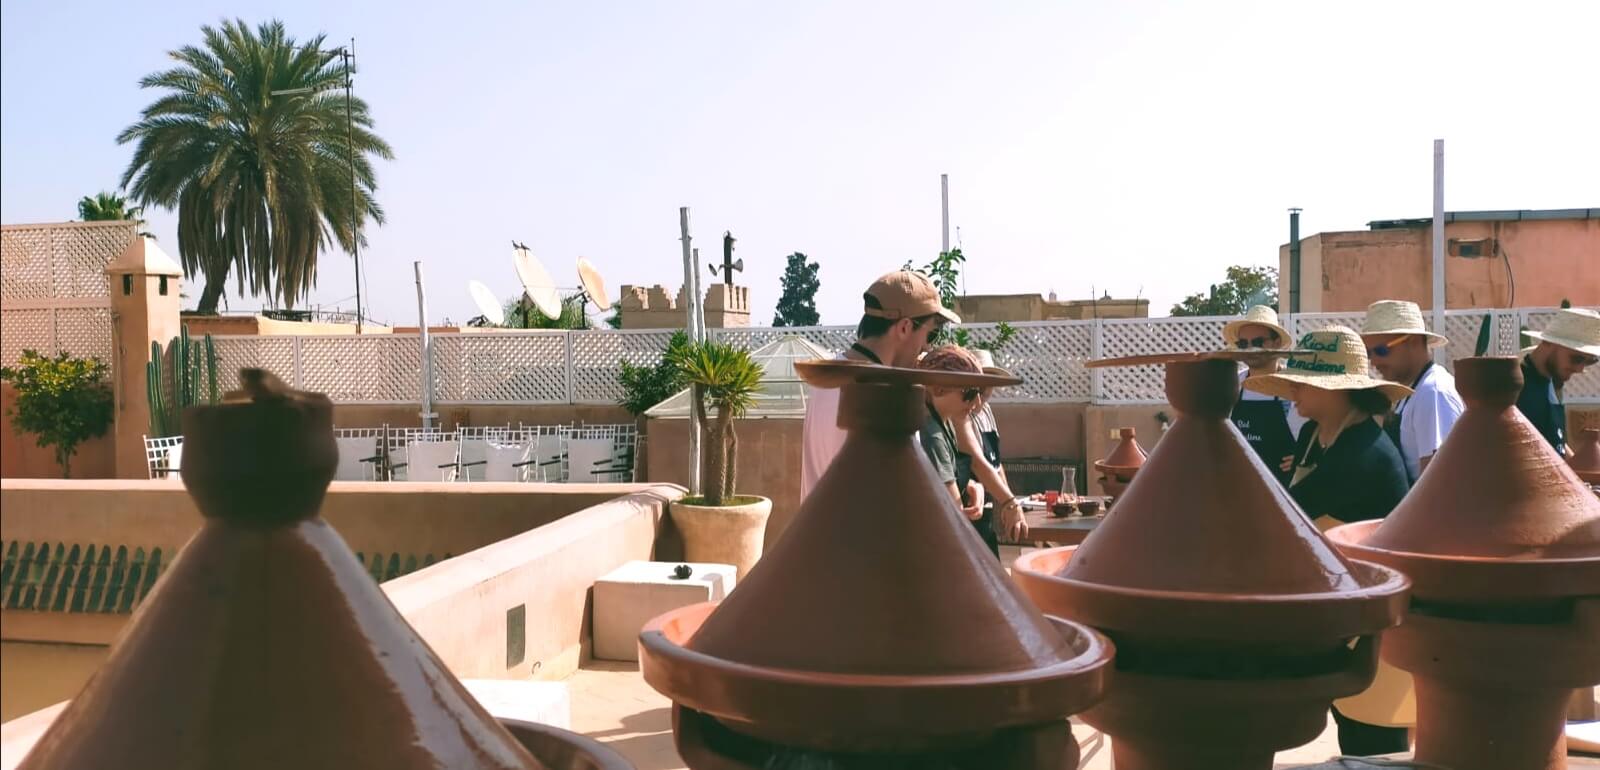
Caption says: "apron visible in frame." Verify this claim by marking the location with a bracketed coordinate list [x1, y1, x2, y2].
[1231, 398, 1296, 484]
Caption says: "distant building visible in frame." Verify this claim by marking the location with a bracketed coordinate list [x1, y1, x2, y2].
[618, 284, 751, 329]
[1278, 208, 1599, 312]
[952, 293, 1149, 323]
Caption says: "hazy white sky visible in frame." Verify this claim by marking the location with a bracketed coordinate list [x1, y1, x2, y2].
[4, 0, 1597, 326]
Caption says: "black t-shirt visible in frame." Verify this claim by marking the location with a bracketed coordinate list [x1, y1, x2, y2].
[1290, 417, 1410, 526]
[1516, 354, 1567, 454]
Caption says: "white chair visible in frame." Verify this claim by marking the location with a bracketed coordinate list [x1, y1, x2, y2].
[520, 424, 569, 482]
[564, 437, 615, 483]
[457, 425, 511, 482]
[333, 427, 386, 481]
[385, 428, 445, 481]
[398, 435, 462, 483]
[482, 439, 535, 482]
[143, 435, 184, 479]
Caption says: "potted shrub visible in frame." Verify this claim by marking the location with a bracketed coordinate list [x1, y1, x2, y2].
[0, 350, 114, 478]
[668, 339, 770, 580]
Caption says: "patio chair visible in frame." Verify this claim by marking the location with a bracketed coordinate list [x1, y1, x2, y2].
[519, 424, 569, 482]
[458, 425, 511, 482]
[392, 436, 463, 483]
[143, 435, 184, 480]
[333, 427, 387, 482]
[482, 433, 536, 482]
[385, 428, 450, 482]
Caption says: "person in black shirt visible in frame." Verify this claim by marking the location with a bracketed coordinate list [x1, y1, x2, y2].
[916, 347, 985, 524]
[1516, 308, 1600, 456]
[1223, 305, 1305, 485]
[1245, 326, 1414, 756]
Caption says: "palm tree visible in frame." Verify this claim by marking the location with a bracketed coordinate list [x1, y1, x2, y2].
[674, 341, 764, 506]
[77, 191, 143, 221]
[118, 19, 393, 314]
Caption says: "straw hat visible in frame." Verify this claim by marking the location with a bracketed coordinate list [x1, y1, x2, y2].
[1222, 305, 1290, 349]
[1524, 308, 1600, 357]
[1244, 326, 1414, 402]
[1359, 300, 1448, 347]
[971, 348, 1015, 379]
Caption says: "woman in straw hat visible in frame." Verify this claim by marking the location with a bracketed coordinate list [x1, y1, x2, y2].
[953, 349, 1028, 556]
[1518, 307, 1600, 455]
[1244, 326, 1415, 756]
[915, 347, 988, 524]
[1222, 305, 1307, 484]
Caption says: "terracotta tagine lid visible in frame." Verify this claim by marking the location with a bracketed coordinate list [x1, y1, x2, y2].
[1330, 356, 1600, 602]
[1093, 427, 1147, 480]
[1571, 426, 1600, 485]
[18, 370, 556, 770]
[1018, 352, 1409, 645]
[639, 360, 1114, 756]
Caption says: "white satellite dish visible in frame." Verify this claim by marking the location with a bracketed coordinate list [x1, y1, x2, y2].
[468, 280, 505, 326]
[576, 257, 612, 312]
[512, 246, 563, 320]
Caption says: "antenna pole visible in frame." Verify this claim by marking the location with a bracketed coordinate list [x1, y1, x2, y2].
[940, 173, 950, 254]
[680, 208, 703, 495]
[413, 261, 436, 429]
[1431, 139, 1446, 361]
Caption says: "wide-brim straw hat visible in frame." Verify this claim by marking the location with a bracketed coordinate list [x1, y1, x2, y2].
[1524, 308, 1600, 357]
[1222, 305, 1291, 349]
[1359, 300, 1448, 347]
[970, 348, 1015, 380]
[1244, 326, 1414, 402]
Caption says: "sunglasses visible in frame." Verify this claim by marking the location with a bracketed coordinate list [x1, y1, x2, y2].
[1366, 335, 1412, 358]
[1234, 336, 1279, 349]
[1569, 351, 1600, 367]
[962, 388, 981, 402]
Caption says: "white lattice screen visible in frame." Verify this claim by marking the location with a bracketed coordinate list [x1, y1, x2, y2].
[200, 306, 1596, 407]
[0, 222, 133, 367]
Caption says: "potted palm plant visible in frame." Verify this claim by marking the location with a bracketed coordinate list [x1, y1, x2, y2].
[669, 340, 770, 580]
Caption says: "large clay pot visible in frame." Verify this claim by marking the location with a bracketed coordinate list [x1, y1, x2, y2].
[1015, 357, 1409, 770]
[640, 361, 1113, 769]
[671, 496, 772, 581]
[16, 370, 617, 770]
[1327, 357, 1600, 770]
[1571, 426, 1600, 485]
[1095, 427, 1146, 499]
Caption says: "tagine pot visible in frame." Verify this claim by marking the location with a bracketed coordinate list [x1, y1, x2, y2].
[670, 496, 772, 581]
[17, 370, 632, 770]
[1015, 356, 1410, 770]
[1094, 427, 1146, 499]
[639, 361, 1114, 769]
[1327, 357, 1600, 770]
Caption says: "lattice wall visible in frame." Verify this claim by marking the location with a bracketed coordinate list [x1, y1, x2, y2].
[433, 332, 569, 403]
[570, 330, 678, 403]
[0, 222, 133, 367]
[1097, 317, 1228, 403]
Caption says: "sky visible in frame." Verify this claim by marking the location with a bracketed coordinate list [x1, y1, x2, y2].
[3, 0, 1597, 327]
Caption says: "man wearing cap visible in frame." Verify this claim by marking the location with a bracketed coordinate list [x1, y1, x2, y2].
[1360, 300, 1464, 482]
[801, 270, 960, 501]
[1517, 308, 1600, 456]
[1223, 306, 1308, 484]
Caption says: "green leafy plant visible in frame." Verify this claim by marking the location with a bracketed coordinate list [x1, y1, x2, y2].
[617, 331, 692, 417]
[0, 351, 114, 477]
[1170, 265, 1279, 317]
[773, 251, 821, 327]
[672, 340, 764, 506]
[501, 295, 591, 330]
[954, 321, 1017, 352]
[146, 325, 221, 438]
[902, 248, 1018, 352]
[118, 19, 394, 313]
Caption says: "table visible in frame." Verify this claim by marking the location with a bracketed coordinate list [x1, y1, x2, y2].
[1020, 511, 1104, 547]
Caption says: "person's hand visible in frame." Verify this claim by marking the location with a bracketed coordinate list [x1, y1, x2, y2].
[962, 500, 983, 520]
[1279, 455, 1295, 473]
[999, 498, 1028, 542]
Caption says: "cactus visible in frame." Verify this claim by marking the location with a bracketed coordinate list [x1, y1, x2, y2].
[144, 325, 223, 437]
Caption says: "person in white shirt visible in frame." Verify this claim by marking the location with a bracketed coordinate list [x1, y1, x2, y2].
[1360, 300, 1464, 482]
[800, 270, 960, 501]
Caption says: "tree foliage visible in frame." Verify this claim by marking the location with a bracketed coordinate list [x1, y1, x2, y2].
[773, 252, 821, 327]
[1170, 265, 1279, 317]
[78, 191, 143, 222]
[0, 351, 114, 477]
[672, 340, 764, 506]
[617, 331, 691, 417]
[118, 19, 394, 314]
[500, 294, 590, 330]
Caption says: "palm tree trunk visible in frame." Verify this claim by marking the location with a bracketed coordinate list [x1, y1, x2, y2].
[722, 418, 738, 502]
[690, 383, 713, 503]
[195, 278, 227, 315]
[710, 407, 730, 507]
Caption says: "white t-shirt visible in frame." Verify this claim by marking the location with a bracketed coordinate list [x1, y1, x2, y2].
[800, 376, 847, 502]
[1395, 363, 1464, 481]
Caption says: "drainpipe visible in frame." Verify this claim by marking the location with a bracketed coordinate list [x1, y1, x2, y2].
[1288, 208, 1302, 323]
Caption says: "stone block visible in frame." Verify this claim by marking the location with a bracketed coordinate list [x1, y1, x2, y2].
[593, 560, 735, 661]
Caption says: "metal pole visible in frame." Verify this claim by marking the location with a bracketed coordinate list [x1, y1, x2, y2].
[344, 41, 363, 334]
[691, 247, 705, 341]
[679, 208, 702, 495]
[1288, 208, 1302, 322]
[940, 173, 950, 254]
[413, 261, 435, 429]
[1432, 139, 1446, 359]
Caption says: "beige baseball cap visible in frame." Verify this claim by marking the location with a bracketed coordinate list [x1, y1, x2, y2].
[864, 270, 962, 324]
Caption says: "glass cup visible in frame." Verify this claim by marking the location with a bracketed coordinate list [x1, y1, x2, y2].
[1060, 467, 1078, 503]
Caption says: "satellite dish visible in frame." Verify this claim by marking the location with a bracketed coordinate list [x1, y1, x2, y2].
[576, 257, 612, 312]
[468, 280, 505, 326]
[512, 246, 563, 319]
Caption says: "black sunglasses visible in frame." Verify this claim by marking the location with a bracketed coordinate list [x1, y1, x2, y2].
[1234, 336, 1277, 349]
[962, 388, 981, 402]
[1366, 335, 1412, 358]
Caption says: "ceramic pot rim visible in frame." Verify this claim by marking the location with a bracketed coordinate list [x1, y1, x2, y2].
[1013, 547, 1410, 643]
[638, 603, 1114, 738]
[498, 718, 635, 770]
[1327, 521, 1600, 602]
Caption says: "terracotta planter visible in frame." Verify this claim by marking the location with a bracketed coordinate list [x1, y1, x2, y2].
[1014, 357, 1409, 770]
[16, 370, 601, 770]
[1571, 426, 1600, 485]
[640, 362, 1113, 769]
[671, 496, 772, 581]
[501, 719, 635, 770]
[1327, 357, 1600, 770]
